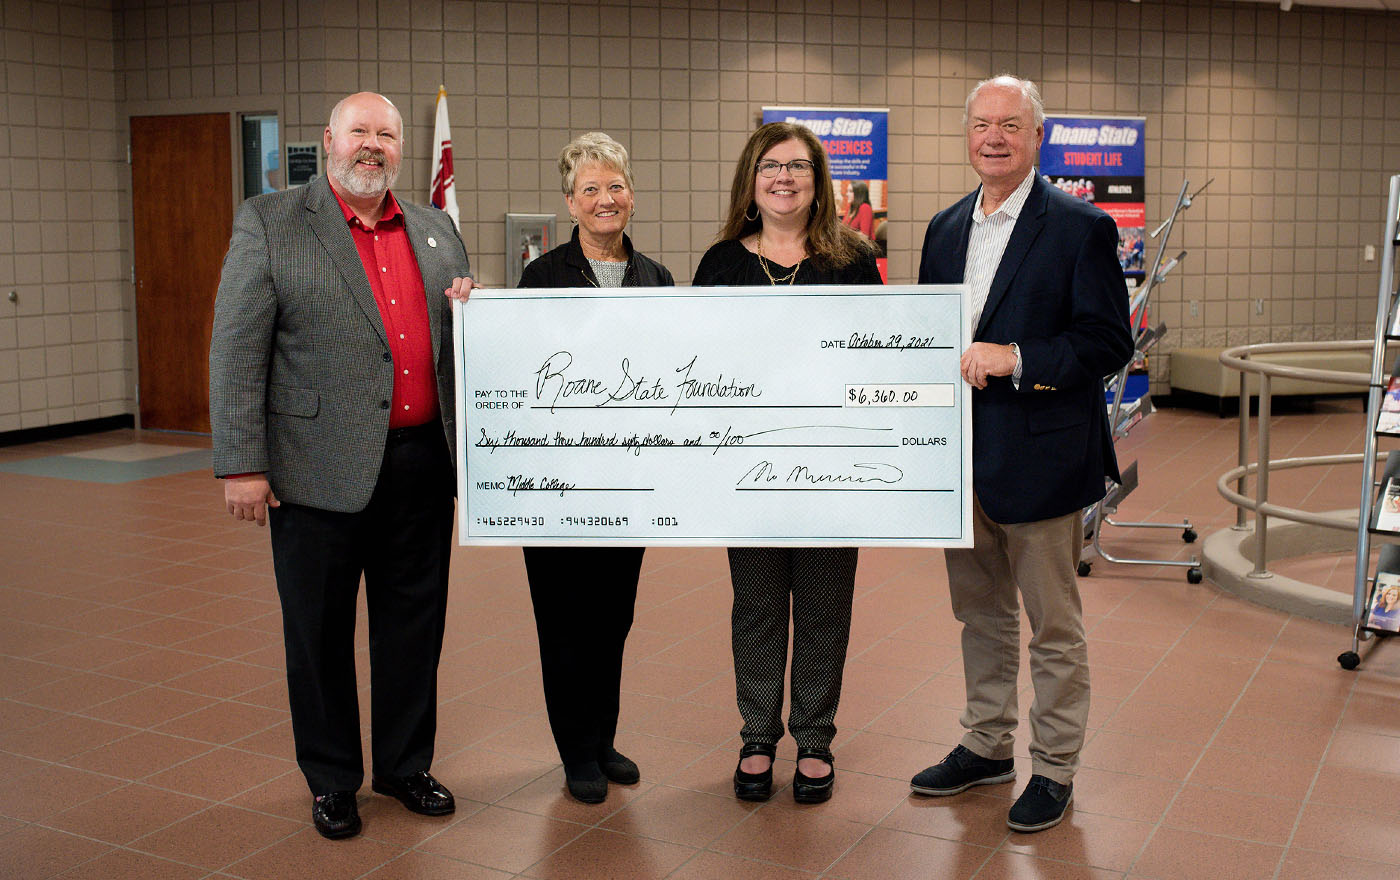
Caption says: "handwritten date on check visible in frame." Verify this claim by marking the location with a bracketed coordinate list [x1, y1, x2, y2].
[452, 284, 972, 548]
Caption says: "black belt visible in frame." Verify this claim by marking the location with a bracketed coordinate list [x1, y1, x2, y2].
[386, 421, 440, 443]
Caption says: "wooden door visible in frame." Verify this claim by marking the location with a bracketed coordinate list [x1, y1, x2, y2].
[130, 113, 232, 432]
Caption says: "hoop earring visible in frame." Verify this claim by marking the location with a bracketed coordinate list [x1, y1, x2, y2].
[744, 204, 759, 222]
[812, 198, 820, 214]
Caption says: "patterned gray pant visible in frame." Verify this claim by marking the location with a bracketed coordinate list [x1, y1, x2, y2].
[728, 547, 858, 750]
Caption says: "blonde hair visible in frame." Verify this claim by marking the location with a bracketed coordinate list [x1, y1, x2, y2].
[716, 122, 871, 270]
[558, 132, 634, 195]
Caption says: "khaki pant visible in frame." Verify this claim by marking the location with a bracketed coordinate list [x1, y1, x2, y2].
[944, 495, 1088, 785]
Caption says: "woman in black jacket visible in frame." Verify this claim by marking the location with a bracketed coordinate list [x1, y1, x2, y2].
[519, 132, 673, 805]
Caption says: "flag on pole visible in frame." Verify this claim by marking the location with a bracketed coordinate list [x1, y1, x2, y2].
[430, 85, 460, 231]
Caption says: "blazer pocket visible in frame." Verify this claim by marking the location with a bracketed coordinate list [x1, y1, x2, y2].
[1027, 400, 1088, 434]
[268, 385, 319, 418]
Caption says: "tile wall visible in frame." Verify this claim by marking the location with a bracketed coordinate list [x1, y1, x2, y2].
[4, 0, 1399, 430]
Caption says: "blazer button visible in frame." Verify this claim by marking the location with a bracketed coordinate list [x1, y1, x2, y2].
[382, 351, 391, 361]
[380, 400, 390, 409]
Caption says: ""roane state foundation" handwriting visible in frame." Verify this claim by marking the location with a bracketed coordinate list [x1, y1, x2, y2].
[533, 352, 762, 413]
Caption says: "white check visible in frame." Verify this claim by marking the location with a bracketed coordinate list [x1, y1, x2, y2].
[452, 284, 971, 547]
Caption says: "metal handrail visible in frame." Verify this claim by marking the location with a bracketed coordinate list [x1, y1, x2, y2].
[1214, 341, 1372, 576]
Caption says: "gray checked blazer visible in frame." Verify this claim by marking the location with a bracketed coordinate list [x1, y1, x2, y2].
[209, 175, 471, 513]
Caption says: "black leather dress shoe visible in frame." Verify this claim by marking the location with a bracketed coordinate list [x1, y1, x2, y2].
[371, 770, 455, 816]
[312, 791, 361, 839]
[793, 747, 835, 804]
[733, 742, 776, 802]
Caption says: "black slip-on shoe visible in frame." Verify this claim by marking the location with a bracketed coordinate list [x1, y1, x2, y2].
[371, 770, 455, 816]
[312, 791, 361, 839]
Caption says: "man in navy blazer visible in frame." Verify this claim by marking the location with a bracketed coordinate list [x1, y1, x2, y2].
[909, 75, 1133, 833]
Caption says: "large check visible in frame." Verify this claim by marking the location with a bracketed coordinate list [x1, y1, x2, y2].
[453, 284, 971, 547]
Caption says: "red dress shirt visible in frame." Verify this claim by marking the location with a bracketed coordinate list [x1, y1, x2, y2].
[331, 186, 439, 429]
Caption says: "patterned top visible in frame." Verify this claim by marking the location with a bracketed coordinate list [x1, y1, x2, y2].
[587, 258, 628, 288]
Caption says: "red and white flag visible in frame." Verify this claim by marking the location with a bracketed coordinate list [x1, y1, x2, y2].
[430, 85, 459, 231]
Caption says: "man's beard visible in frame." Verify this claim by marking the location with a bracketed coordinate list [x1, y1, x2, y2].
[329, 147, 399, 198]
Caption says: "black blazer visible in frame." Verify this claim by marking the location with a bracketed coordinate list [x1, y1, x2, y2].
[918, 174, 1133, 524]
[519, 226, 674, 289]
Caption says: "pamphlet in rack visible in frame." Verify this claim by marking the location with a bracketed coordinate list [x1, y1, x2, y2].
[1377, 367, 1400, 435]
[1375, 476, 1400, 533]
[1366, 544, 1400, 633]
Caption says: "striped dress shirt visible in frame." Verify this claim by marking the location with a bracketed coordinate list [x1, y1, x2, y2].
[964, 168, 1036, 385]
[964, 168, 1037, 330]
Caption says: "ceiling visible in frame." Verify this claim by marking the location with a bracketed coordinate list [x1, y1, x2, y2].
[1227, 0, 1400, 9]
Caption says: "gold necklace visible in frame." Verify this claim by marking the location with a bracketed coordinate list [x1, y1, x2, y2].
[756, 236, 802, 285]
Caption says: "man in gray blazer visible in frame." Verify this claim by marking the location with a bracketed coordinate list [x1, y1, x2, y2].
[210, 92, 471, 840]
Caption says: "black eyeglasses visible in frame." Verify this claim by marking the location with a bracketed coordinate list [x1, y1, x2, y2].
[755, 159, 814, 178]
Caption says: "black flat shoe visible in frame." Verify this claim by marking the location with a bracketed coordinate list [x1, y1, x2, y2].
[371, 769, 455, 816]
[564, 761, 608, 804]
[793, 747, 835, 804]
[312, 791, 361, 839]
[599, 747, 640, 784]
[733, 742, 776, 802]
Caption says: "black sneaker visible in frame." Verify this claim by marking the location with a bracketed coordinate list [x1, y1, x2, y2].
[1006, 775, 1073, 832]
[910, 745, 1015, 796]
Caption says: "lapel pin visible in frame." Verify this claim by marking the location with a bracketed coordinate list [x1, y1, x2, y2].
[427, 237, 437, 248]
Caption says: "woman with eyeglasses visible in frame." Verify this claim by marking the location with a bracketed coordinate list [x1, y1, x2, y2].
[692, 122, 880, 804]
[520, 132, 672, 804]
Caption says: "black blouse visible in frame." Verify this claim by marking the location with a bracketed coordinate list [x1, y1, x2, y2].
[691, 238, 882, 287]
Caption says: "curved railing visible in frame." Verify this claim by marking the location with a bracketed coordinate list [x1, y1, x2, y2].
[1213, 340, 1372, 577]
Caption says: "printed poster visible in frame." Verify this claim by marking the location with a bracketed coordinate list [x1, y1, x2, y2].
[763, 106, 890, 282]
[1039, 116, 1147, 290]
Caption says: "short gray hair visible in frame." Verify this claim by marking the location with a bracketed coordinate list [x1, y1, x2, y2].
[558, 132, 634, 195]
[963, 75, 1044, 128]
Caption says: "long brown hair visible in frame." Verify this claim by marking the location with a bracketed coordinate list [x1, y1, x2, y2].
[717, 122, 872, 270]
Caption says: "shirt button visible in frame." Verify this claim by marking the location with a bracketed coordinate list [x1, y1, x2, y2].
[399, 333, 405, 339]
[390, 299, 396, 304]
[403, 369, 409, 375]
[403, 404, 410, 410]
[381, 266, 387, 272]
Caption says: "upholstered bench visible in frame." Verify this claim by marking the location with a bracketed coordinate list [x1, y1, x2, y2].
[1168, 347, 1369, 415]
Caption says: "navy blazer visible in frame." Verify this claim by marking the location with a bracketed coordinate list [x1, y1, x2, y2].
[918, 174, 1133, 524]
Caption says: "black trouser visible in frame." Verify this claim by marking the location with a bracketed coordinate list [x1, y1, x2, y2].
[269, 424, 454, 795]
[728, 547, 858, 750]
[523, 546, 643, 767]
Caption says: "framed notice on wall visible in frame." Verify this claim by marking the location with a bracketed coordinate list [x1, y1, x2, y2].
[284, 142, 321, 188]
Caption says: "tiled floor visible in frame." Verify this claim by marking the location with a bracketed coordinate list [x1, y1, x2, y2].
[1, 400, 1397, 880]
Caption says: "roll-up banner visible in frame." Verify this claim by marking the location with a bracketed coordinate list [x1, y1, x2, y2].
[763, 107, 890, 283]
[1040, 115, 1148, 391]
[1039, 115, 1147, 293]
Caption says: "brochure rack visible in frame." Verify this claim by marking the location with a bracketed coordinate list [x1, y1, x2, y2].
[1077, 179, 1207, 584]
[1339, 173, 1400, 670]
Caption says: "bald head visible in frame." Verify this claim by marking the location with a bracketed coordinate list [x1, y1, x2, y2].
[327, 92, 402, 140]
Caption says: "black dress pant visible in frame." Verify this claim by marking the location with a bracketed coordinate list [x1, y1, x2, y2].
[523, 546, 642, 767]
[268, 424, 454, 795]
[728, 547, 857, 750]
